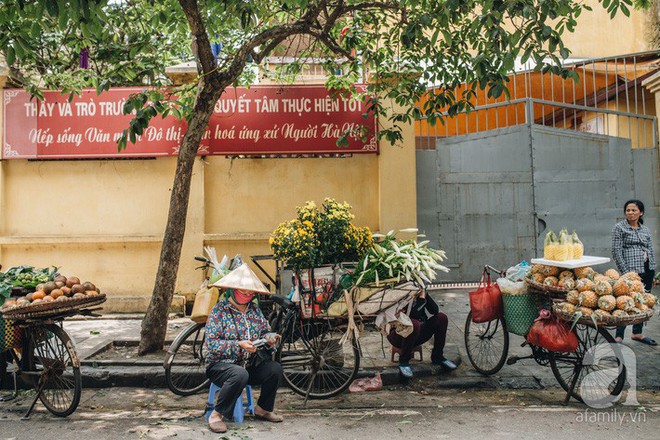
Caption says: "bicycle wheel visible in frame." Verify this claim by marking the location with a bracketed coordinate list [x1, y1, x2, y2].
[164, 322, 209, 396]
[26, 324, 81, 417]
[464, 311, 509, 375]
[549, 324, 626, 405]
[276, 320, 359, 399]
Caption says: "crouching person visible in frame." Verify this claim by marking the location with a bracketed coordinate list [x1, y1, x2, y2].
[204, 263, 283, 433]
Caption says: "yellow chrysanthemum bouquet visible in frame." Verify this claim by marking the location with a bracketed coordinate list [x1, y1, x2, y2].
[270, 199, 373, 270]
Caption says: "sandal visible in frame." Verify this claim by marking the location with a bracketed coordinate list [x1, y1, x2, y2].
[631, 336, 657, 346]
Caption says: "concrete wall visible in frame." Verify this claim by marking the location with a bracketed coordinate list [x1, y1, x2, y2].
[0, 99, 417, 313]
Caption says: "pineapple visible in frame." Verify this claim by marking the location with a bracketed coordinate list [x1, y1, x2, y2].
[615, 295, 635, 311]
[544, 231, 559, 260]
[542, 265, 560, 277]
[594, 279, 613, 296]
[559, 270, 575, 280]
[558, 302, 576, 315]
[628, 307, 642, 316]
[576, 278, 595, 293]
[573, 266, 594, 279]
[597, 295, 617, 311]
[579, 291, 598, 308]
[604, 269, 620, 280]
[558, 277, 576, 290]
[631, 292, 645, 308]
[578, 306, 594, 317]
[531, 273, 545, 283]
[613, 279, 631, 297]
[639, 304, 649, 312]
[621, 272, 642, 281]
[571, 230, 584, 259]
[555, 228, 572, 261]
[566, 290, 580, 305]
[543, 276, 559, 287]
[612, 309, 628, 318]
[629, 280, 645, 294]
[643, 293, 657, 308]
[531, 264, 544, 274]
[593, 309, 612, 321]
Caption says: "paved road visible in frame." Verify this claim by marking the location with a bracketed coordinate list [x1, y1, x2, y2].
[0, 383, 658, 439]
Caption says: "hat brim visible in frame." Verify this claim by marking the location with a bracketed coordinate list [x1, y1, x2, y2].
[210, 263, 271, 294]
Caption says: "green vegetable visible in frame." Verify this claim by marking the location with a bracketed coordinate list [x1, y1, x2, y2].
[0, 265, 58, 298]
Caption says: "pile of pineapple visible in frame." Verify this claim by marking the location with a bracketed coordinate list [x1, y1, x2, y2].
[528, 264, 659, 322]
[543, 228, 583, 261]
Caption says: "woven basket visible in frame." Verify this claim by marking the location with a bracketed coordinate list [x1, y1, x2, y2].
[1, 294, 106, 320]
[502, 293, 540, 336]
[0, 317, 22, 352]
[553, 304, 655, 327]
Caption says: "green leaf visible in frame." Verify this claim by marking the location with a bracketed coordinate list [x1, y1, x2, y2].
[46, 0, 59, 17]
[6, 45, 15, 65]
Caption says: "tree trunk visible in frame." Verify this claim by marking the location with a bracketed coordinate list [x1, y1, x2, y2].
[138, 82, 222, 355]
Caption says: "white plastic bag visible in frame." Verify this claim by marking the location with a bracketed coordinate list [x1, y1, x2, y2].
[497, 262, 531, 294]
[505, 262, 531, 281]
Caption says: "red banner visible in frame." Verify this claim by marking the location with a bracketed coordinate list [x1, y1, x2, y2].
[2, 86, 377, 159]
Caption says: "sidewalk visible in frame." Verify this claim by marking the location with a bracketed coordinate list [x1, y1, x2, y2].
[58, 286, 660, 391]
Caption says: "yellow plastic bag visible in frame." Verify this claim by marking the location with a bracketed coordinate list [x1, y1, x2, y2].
[190, 286, 219, 324]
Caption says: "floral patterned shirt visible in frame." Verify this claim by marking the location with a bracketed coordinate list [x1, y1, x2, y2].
[204, 298, 271, 367]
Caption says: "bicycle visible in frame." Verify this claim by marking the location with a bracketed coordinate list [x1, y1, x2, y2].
[164, 258, 361, 399]
[1, 309, 87, 418]
[464, 265, 626, 405]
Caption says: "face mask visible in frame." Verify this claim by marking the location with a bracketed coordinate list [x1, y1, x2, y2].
[232, 289, 255, 305]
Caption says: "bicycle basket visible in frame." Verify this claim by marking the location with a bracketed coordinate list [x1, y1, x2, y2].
[502, 293, 539, 337]
[0, 317, 21, 352]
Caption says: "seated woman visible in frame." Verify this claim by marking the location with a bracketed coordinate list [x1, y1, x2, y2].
[204, 263, 283, 433]
[387, 289, 456, 378]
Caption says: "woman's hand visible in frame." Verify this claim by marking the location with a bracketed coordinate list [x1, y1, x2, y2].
[238, 340, 257, 353]
[419, 289, 426, 299]
[266, 333, 281, 346]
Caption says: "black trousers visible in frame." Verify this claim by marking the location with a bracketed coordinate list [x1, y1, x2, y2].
[206, 359, 282, 420]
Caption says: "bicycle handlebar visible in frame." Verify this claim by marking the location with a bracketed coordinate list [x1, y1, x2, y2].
[484, 265, 505, 277]
[270, 294, 297, 310]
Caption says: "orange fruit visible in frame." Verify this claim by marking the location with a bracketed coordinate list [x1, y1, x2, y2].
[50, 289, 63, 299]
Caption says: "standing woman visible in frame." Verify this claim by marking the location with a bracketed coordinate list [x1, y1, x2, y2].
[611, 199, 657, 345]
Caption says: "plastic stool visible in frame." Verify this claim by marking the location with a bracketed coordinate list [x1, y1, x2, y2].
[204, 383, 254, 423]
[390, 345, 423, 363]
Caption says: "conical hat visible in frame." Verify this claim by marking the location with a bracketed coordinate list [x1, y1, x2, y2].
[210, 263, 270, 294]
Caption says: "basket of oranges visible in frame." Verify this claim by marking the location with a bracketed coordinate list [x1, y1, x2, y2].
[1, 274, 105, 320]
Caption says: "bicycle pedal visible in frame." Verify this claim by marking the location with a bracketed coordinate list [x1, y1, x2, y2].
[506, 356, 519, 365]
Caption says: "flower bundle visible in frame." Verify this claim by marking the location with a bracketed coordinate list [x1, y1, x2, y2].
[270, 199, 373, 270]
[354, 229, 449, 286]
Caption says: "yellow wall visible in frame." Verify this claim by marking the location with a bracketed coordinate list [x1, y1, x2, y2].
[0, 98, 416, 311]
[563, 3, 651, 58]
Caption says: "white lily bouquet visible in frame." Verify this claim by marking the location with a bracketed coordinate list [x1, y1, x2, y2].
[354, 229, 449, 286]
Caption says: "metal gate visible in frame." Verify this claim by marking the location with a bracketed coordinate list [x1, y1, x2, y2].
[417, 124, 658, 282]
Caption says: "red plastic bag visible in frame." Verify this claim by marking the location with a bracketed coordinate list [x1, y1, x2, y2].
[349, 373, 383, 393]
[469, 270, 503, 323]
[527, 310, 578, 352]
